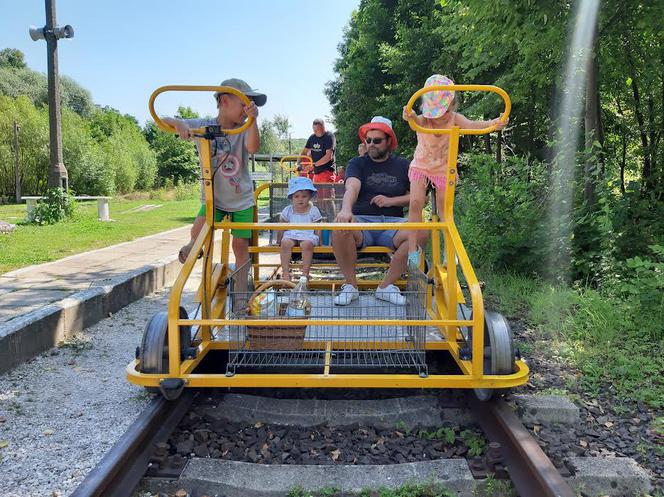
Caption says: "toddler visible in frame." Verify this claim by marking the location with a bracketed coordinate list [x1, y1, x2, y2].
[403, 74, 507, 264]
[278, 177, 322, 281]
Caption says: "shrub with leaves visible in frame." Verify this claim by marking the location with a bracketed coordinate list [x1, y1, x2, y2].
[456, 153, 548, 274]
[30, 187, 76, 225]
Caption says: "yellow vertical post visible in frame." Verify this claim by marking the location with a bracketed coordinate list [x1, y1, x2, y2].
[199, 139, 214, 340]
[444, 128, 460, 335]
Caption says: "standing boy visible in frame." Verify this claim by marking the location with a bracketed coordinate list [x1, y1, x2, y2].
[164, 78, 266, 266]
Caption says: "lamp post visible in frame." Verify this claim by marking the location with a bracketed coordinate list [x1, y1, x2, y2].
[29, 0, 74, 191]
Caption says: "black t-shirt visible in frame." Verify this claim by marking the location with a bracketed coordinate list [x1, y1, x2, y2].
[345, 154, 411, 217]
[305, 131, 336, 174]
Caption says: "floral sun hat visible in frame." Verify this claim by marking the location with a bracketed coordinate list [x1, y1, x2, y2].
[421, 74, 455, 118]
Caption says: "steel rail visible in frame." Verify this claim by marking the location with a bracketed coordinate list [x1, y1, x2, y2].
[69, 390, 196, 497]
[469, 395, 576, 497]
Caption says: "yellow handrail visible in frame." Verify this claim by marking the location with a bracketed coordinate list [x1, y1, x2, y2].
[148, 85, 254, 135]
[405, 84, 510, 135]
[279, 155, 314, 174]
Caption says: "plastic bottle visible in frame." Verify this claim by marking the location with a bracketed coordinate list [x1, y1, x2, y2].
[286, 276, 309, 317]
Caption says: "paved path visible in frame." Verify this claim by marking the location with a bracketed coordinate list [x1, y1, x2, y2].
[0, 226, 192, 324]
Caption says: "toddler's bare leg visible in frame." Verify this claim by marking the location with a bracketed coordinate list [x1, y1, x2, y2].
[300, 240, 315, 279]
[280, 238, 296, 281]
[407, 180, 427, 255]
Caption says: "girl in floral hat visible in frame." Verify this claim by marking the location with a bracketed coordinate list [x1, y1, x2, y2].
[402, 74, 507, 265]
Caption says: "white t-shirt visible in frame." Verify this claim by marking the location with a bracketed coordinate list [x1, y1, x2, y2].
[280, 204, 322, 244]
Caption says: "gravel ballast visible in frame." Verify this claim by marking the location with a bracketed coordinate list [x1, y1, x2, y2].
[0, 287, 194, 497]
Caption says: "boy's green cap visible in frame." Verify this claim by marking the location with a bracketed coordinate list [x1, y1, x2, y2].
[214, 78, 267, 107]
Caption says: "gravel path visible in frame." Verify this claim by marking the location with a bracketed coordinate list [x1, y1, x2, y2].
[0, 286, 195, 497]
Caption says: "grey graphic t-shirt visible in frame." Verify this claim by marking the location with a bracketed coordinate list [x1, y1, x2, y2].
[345, 154, 411, 217]
[185, 118, 253, 212]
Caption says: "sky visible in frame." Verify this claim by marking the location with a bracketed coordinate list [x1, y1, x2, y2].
[0, 0, 359, 137]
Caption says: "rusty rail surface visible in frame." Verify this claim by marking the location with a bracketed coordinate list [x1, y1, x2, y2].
[469, 395, 576, 497]
[70, 390, 196, 497]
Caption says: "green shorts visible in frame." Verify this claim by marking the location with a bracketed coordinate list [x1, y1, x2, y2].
[197, 204, 254, 238]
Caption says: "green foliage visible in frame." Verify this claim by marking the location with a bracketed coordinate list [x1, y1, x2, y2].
[0, 95, 49, 196]
[483, 269, 664, 408]
[0, 48, 27, 69]
[476, 473, 514, 497]
[459, 429, 486, 457]
[143, 106, 201, 185]
[0, 49, 93, 116]
[29, 187, 76, 225]
[417, 426, 456, 445]
[456, 154, 548, 274]
[377, 482, 455, 497]
[0, 198, 199, 273]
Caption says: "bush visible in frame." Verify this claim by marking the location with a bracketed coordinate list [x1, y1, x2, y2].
[30, 187, 76, 225]
[456, 154, 548, 274]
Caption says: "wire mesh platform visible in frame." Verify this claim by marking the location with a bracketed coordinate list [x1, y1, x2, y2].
[224, 261, 430, 375]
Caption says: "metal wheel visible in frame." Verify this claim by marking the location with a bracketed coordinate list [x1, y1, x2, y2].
[473, 310, 515, 402]
[139, 307, 191, 375]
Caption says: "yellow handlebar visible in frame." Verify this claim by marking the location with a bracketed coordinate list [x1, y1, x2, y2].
[405, 84, 511, 135]
[148, 85, 254, 136]
[279, 155, 314, 173]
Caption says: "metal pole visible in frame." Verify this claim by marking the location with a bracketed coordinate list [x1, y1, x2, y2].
[13, 120, 21, 203]
[45, 0, 68, 190]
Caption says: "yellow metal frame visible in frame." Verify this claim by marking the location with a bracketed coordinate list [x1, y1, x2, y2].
[279, 155, 314, 174]
[128, 84, 528, 391]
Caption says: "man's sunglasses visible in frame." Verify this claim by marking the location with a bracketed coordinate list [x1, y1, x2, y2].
[365, 137, 386, 145]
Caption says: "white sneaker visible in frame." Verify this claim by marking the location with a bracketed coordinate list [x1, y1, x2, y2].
[375, 284, 406, 306]
[334, 284, 359, 306]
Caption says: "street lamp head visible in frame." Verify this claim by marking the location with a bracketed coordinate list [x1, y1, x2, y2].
[29, 25, 46, 41]
[53, 25, 74, 39]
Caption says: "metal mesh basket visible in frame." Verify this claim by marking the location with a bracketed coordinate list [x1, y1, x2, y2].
[246, 280, 311, 350]
[225, 262, 429, 375]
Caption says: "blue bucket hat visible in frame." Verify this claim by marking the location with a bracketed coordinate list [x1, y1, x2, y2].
[287, 177, 317, 198]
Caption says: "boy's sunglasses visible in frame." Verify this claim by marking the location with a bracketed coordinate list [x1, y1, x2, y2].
[365, 137, 385, 144]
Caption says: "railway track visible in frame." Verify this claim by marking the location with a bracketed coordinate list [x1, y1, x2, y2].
[69, 391, 196, 497]
[70, 390, 575, 497]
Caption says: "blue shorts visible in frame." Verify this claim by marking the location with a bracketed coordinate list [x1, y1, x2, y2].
[354, 215, 406, 250]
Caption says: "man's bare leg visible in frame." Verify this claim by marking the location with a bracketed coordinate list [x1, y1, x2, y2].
[331, 229, 363, 287]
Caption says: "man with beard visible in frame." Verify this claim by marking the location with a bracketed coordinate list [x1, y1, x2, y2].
[332, 117, 430, 306]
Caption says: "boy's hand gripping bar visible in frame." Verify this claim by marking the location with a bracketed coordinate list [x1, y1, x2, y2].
[149, 85, 254, 136]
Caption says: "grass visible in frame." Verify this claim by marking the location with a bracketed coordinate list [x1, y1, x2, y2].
[0, 197, 199, 273]
[287, 482, 456, 497]
[480, 269, 664, 409]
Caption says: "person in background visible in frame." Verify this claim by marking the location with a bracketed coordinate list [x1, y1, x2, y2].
[299, 118, 336, 183]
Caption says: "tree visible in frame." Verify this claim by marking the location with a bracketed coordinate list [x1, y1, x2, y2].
[143, 107, 201, 185]
[0, 48, 27, 69]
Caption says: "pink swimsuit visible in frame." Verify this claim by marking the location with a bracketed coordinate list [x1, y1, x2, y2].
[408, 131, 451, 190]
